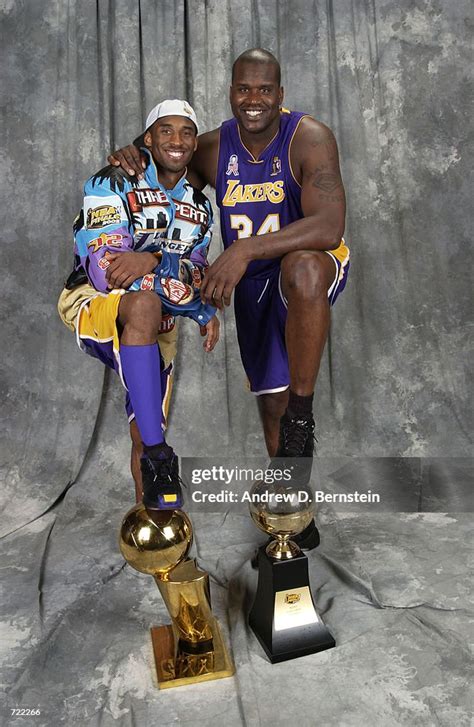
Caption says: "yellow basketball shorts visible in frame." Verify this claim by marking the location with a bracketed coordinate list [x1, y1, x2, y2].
[57, 283, 178, 425]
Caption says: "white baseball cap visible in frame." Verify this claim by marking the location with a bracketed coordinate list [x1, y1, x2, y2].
[145, 99, 199, 134]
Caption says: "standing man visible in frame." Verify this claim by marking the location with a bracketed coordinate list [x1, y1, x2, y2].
[109, 49, 350, 548]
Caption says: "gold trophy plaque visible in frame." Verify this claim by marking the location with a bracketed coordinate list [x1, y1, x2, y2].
[248, 479, 336, 663]
[119, 504, 234, 689]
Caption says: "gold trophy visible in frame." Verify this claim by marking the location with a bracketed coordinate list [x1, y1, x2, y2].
[119, 504, 234, 688]
[248, 478, 335, 663]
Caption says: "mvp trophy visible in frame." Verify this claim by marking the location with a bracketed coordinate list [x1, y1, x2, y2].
[248, 477, 335, 663]
[119, 504, 234, 689]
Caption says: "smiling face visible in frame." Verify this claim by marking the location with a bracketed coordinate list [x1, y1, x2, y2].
[144, 115, 198, 185]
[230, 60, 283, 137]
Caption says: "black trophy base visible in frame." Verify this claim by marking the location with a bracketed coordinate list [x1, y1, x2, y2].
[249, 545, 335, 664]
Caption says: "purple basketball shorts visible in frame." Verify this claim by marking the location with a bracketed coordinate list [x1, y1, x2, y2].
[234, 250, 350, 394]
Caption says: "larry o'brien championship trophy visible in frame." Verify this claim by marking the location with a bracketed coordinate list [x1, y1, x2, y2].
[248, 475, 335, 663]
[119, 505, 234, 689]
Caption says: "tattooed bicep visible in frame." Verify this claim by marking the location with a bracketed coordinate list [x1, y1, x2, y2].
[312, 169, 342, 192]
[297, 119, 345, 205]
[306, 130, 343, 194]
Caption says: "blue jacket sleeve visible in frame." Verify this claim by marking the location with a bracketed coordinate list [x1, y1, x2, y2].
[74, 176, 133, 292]
[129, 250, 216, 325]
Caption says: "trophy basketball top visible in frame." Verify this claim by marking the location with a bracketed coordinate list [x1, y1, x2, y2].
[119, 504, 193, 580]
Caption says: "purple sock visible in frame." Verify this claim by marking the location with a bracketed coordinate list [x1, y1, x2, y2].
[120, 343, 164, 446]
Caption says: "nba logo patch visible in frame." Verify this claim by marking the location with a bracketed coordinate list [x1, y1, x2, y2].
[226, 154, 239, 176]
[271, 156, 281, 176]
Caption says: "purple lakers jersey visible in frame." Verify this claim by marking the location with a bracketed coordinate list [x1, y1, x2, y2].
[216, 110, 308, 278]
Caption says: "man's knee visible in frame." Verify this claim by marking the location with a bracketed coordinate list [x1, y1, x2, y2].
[281, 251, 331, 300]
[119, 291, 162, 330]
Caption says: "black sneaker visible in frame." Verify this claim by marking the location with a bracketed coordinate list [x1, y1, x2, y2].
[277, 411, 315, 457]
[250, 520, 320, 568]
[275, 412, 316, 486]
[141, 449, 184, 510]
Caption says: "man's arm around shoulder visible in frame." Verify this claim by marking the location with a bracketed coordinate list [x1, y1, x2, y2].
[187, 128, 220, 190]
[107, 127, 221, 190]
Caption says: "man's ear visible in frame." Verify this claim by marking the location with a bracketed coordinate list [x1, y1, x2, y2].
[279, 86, 284, 107]
[144, 131, 152, 148]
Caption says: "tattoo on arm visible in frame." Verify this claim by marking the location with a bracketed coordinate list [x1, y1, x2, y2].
[312, 170, 342, 193]
[318, 192, 344, 202]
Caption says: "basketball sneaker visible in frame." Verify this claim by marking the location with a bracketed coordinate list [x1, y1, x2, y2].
[141, 448, 184, 510]
[276, 411, 315, 466]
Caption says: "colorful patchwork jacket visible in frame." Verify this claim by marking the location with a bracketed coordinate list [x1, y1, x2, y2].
[72, 148, 216, 325]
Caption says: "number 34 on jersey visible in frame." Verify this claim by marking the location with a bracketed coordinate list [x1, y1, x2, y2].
[230, 213, 280, 239]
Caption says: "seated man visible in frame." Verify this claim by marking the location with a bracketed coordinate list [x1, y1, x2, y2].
[58, 99, 219, 509]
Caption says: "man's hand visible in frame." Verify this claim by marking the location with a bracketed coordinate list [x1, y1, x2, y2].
[107, 145, 147, 179]
[105, 251, 158, 289]
[200, 244, 250, 308]
[200, 316, 220, 352]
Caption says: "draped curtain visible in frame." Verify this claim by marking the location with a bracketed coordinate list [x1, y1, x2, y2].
[2, 0, 471, 535]
[1, 2, 472, 723]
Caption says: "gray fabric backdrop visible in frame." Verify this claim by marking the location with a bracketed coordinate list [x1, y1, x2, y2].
[1, 1, 472, 725]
